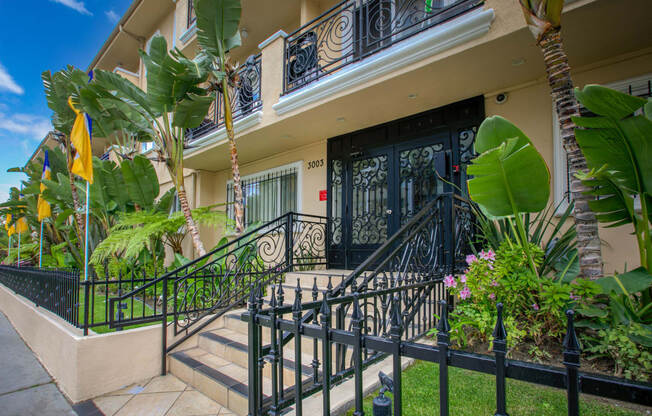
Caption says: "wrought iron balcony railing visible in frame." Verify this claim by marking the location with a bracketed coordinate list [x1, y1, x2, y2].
[186, 54, 262, 143]
[283, 0, 483, 94]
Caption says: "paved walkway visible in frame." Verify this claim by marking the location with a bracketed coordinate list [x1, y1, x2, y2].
[0, 311, 77, 416]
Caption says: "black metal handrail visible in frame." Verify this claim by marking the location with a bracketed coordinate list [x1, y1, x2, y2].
[282, 0, 484, 94]
[108, 210, 327, 373]
[186, 54, 262, 142]
[245, 193, 473, 413]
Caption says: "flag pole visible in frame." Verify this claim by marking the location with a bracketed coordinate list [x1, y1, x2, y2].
[84, 181, 90, 281]
[39, 221, 44, 268]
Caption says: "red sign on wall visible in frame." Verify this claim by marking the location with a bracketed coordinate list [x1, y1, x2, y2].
[319, 190, 327, 201]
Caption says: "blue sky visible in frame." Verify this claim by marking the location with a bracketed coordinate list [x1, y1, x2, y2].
[0, 0, 132, 201]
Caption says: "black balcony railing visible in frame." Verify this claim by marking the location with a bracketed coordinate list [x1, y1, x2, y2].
[283, 0, 483, 94]
[186, 54, 262, 142]
[187, 0, 196, 28]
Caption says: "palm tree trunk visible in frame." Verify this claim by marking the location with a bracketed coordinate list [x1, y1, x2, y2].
[176, 180, 206, 257]
[222, 78, 245, 234]
[539, 29, 603, 278]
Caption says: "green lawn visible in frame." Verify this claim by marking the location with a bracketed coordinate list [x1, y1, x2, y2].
[347, 360, 645, 416]
[78, 289, 166, 333]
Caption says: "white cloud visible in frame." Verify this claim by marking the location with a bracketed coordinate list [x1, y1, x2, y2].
[105, 9, 119, 23]
[50, 0, 92, 15]
[0, 112, 52, 141]
[0, 63, 24, 95]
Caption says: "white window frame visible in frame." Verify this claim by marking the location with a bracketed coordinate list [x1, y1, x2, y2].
[553, 73, 652, 212]
[226, 161, 303, 223]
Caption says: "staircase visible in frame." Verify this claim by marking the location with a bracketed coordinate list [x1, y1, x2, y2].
[110, 194, 472, 415]
[168, 270, 351, 416]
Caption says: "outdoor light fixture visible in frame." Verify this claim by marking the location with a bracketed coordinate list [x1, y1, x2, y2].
[408, 93, 418, 99]
[241, 28, 249, 39]
[511, 57, 526, 66]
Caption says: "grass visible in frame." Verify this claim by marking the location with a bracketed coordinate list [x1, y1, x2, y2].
[347, 360, 646, 416]
[78, 288, 167, 333]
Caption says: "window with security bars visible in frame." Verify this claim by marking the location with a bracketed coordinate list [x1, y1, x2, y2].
[226, 164, 299, 228]
[554, 74, 652, 207]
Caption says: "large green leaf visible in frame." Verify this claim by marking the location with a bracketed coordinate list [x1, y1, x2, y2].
[575, 84, 648, 119]
[194, 0, 242, 57]
[468, 117, 550, 217]
[173, 94, 215, 128]
[474, 114, 531, 154]
[120, 155, 160, 210]
[595, 267, 652, 295]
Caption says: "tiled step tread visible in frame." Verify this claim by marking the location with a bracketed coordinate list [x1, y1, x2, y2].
[200, 328, 314, 376]
[170, 349, 258, 400]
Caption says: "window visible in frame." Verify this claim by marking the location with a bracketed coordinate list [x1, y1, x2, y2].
[553, 74, 652, 209]
[141, 141, 154, 153]
[226, 162, 302, 228]
[187, 0, 196, 28]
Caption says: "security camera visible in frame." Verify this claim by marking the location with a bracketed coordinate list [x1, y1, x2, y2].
[495, 93, 508, 104]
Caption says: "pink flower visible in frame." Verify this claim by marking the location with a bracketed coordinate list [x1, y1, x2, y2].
[488, 293, 495, 300]
[491, 280, 499, 287]
[444, 274, 457, 289]
[460, 286, 471, 300]
[532, 303, 539, 311]
[466, 254, 477, 265]
[485, 249, 496, 261]
[460, 274, 467, 283]
[570, 293, 581, 301]
[488, 263, 494, 270]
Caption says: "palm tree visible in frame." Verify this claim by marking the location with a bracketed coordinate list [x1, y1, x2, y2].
[81, 36, 214, 256]
[42, 67, 94, 251]
[194, 0, 246, 233]
[519, 0, 603, 278]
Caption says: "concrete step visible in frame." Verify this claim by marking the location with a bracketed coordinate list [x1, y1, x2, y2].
[169, 348, 260, 416]
[197, 327, 314, 383]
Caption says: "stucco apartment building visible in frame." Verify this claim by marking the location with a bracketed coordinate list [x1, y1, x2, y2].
[86, 0, 651, 273]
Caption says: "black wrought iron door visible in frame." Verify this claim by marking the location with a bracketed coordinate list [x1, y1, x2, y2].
[343, 136, 449, 267]
[349, 148, 393, 266]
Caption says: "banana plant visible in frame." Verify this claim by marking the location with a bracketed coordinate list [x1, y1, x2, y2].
[519, 0, 603, 278]
[572, 85, 652, 271]
[468, 115, 551, 275]
[81, 35, 214, 256]
[194, 0, 246, 233]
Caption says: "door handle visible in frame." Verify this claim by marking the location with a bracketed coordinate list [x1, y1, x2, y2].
[386, 209, 393, 215]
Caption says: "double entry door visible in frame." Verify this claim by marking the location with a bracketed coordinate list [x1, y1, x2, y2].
[329, 134, 451, 269]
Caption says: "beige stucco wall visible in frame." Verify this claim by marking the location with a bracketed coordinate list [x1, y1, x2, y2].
[485, 51, 652, 274]
[0, 283, 226, 402]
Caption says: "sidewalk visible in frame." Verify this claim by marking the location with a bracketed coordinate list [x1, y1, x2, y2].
[0, 310, 77, 416]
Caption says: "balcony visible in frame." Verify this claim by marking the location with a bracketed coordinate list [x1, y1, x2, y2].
[186, 53, 262, 143]
[282, 0, 484, 95]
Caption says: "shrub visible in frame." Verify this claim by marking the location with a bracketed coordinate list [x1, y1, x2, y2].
[441, 241, 599, 353]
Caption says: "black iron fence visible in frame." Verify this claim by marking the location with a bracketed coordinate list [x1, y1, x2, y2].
[0, 265, 168, 334]
[186, 54, 262, 142]
[283, 0, 483, 94]
[246, 292, 652, 416]
[0, 266, 80, 326]
[244, 194, 470, 414]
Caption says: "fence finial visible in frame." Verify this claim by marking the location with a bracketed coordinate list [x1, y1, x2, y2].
[492, 302, 507, 341]
[270, 285, 277, 308]
[351, 292, 362, 323]
[292, 279, 302, 312]
[319, 291, 330, 320]
[390, 295, 403, 335]
[277, 282, 285, 305]
[437, 300, 450, 334]
[327, 275, 333, 295]
[248, 284, 257, 309]
[312, 276, 319, 301]
[563, 310, 580, 353]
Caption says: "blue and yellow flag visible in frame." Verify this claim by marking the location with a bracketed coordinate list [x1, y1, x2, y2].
[5, 214, 15, 237]
[68, 97, 94, 184]
[37, 150, 52, 222]
[15, 195, 28, 234]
